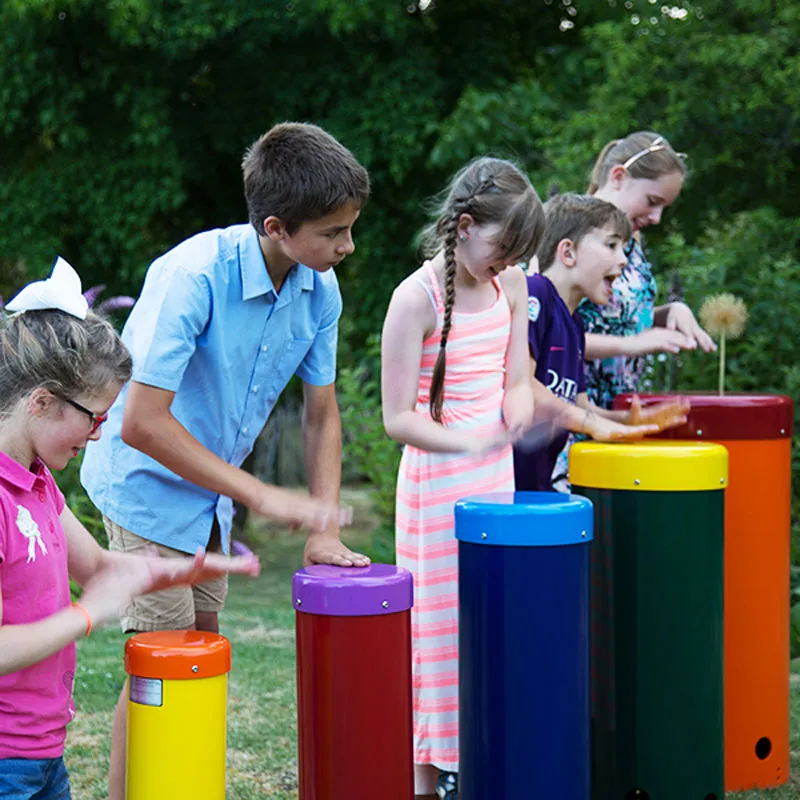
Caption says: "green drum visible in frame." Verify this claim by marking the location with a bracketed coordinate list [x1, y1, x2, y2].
[570, 441, 728, 800]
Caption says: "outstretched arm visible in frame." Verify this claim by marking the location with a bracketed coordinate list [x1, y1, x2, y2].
[0, 508, 260, 676]
[527, 367, 660, 441]
[654, 301, 717, 352]
[584, 328, 696, 360]
[573, 393, 688, 441]
[121, 382, 347, 533]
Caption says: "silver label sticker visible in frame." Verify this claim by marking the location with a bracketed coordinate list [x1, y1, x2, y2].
[130, 676, 163, 707]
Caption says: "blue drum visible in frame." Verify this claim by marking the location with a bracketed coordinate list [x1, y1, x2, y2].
[456, 491, 593, 800]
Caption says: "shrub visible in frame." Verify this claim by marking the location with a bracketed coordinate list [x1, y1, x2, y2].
[654, 209, 800, 655]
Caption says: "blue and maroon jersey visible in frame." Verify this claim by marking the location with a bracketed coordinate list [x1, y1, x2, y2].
[514, 273, 586, 491]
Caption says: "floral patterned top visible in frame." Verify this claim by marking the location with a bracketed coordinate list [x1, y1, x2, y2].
[577, 237, 657, 409]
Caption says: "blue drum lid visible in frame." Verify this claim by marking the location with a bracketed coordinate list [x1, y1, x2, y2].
[455, 491, 593, 547]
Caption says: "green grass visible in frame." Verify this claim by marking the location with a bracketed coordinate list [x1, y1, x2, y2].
[65, 488, 800, 798]
[65, 488, 378, 800]
[66, 534, 321, 799]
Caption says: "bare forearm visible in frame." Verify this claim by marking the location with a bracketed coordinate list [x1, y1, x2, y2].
[384, 411, 468, 453]
[528, 377, 580, 427]
[0, 608, 88, 676]
[303, 408, 342, 503]
[575, 394, 628, 423]
[122, 413, 266, 509]
[584, 333, 634, 360]
[502, 382, 534, 432]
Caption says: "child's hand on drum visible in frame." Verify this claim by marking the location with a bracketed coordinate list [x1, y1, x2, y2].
[627, 395, 690, 432]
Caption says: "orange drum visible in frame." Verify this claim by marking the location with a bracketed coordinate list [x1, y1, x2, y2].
[614, 393, 794, 791]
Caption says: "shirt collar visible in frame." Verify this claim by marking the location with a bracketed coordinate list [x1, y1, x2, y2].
[239, 226, 316, 301]
[295, 263, 315, 293]
[239, 225, 273, 301]
[0, 450, 45, 492]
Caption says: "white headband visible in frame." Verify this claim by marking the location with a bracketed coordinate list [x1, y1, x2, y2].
[622, 136, 667, 169]
[5, 257, 88, 320]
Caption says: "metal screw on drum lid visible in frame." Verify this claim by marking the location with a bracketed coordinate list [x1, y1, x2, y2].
[382, 600, 389, 609]
[581, 530, 587, 538]
[191, 665, 199, 673]
[781, 428, 786, 435]
[720, 477, 725, 485]
[480, 532, 488, 540]
[697, 429, 703, 436]
[634, 478, 641, 486]
[296, 598, 302, 606]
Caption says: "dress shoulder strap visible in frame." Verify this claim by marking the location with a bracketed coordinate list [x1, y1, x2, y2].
[424, 261, 445, 312]
[410, 274, 438, 316]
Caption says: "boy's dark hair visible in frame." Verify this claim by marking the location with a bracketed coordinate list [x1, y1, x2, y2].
[242, 122, 370, 236]
[537, 193, 632, 273]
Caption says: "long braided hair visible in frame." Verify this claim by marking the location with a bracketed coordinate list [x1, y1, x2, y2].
[418, 157, 545, 423]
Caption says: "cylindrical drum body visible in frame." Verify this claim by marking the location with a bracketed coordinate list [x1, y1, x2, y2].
[570, 441, 728, 800]
[615, 392, 793, 791]
[124, 631, 231, 800]
[456, 491, 593, 800]
[294, 564, 414, 799]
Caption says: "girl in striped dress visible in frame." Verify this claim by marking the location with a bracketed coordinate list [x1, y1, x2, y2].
[381, 158, 545, 799]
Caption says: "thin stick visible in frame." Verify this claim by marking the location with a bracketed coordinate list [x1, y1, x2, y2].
[718, 333, 726, 396]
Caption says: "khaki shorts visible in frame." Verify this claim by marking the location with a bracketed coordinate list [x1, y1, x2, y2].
[104, 516, 230, 633]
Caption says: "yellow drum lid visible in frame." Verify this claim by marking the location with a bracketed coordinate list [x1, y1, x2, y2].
[569, 440, 728, 492]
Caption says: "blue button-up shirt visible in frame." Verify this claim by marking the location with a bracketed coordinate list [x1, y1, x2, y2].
[81, 224, 342, 554]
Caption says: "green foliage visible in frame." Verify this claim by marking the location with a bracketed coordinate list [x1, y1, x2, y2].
[2, 0, 798, 581]
[654, 208, 800, 653]
[543, 1, 800, 242]
[659, 208, 800, 399]
[55, 451, 107, 548]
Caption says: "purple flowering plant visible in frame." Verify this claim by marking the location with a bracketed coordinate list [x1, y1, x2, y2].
[0, 285, 135, 315]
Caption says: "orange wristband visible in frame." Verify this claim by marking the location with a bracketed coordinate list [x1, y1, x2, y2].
[72, 602, 92, 638]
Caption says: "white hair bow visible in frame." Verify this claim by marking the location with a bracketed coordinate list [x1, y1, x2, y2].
[5, 257, 88, 320]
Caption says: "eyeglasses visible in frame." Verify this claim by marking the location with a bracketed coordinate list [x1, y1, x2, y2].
[60, 396, 109, 435]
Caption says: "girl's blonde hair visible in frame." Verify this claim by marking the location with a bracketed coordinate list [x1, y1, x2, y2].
[0, 309, 132, 418]
[418, 157, 545, 422]
[588, 131, 687, 195]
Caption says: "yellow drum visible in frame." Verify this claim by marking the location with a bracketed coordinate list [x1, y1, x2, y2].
[124, 631, 231, 800]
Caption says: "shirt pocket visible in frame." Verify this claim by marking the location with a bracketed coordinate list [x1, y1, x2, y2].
[270, 337, 313, 389]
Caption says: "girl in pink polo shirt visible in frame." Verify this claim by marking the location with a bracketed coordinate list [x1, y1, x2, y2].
[0, 259, 260, 800]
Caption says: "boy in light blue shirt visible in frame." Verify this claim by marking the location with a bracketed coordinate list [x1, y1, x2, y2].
[80, 122, 370, 799]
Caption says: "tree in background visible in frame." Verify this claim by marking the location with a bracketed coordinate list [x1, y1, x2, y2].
[2, 0, 797, 597]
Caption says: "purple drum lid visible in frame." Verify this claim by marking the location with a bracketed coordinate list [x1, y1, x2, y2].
[292, 563, 414, 616]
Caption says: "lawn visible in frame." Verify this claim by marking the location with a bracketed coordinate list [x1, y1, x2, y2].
[65, 489, 800, 798]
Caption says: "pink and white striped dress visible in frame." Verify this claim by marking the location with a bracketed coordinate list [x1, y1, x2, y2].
[395, 261, 514, 772]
